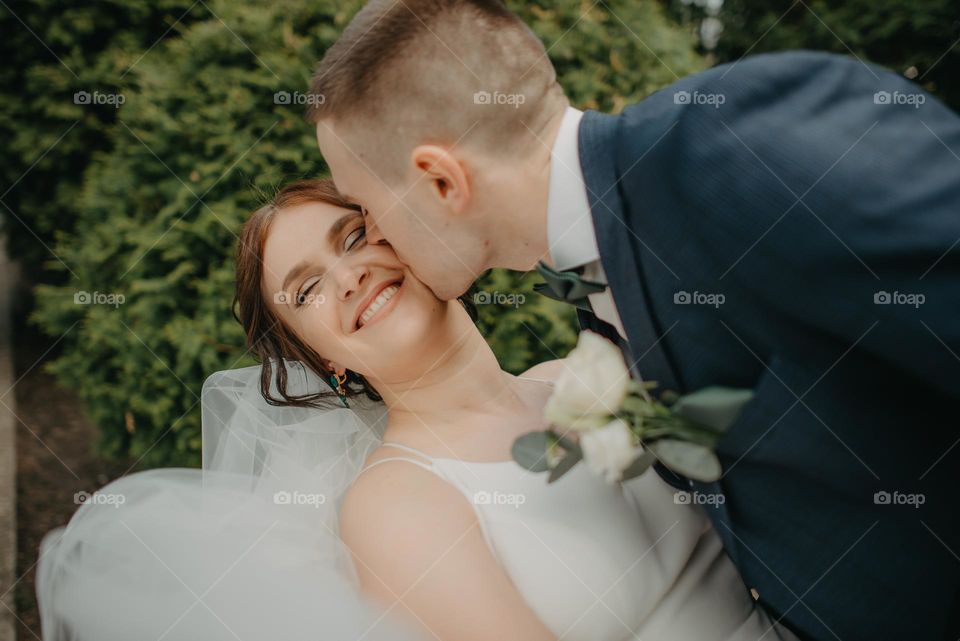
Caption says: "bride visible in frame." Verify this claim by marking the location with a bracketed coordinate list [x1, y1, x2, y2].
[36, 179, 796, 641]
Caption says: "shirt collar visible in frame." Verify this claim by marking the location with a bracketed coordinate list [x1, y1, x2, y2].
[546, 106, 600, 272]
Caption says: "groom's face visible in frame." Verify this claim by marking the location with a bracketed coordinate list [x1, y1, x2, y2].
[316, 121, 484, 301]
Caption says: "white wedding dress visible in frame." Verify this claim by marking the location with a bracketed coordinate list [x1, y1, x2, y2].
[356, 440, 794, 641]
[35, 364, 795, 641]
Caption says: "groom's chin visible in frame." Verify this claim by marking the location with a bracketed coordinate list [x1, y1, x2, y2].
[435, 279, 475, 304]
[409, 268, 472, 303]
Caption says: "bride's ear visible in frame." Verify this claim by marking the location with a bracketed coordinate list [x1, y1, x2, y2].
[410, 145, 470, 214]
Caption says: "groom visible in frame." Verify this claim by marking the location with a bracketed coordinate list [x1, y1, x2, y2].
[307, 1, 960, 639]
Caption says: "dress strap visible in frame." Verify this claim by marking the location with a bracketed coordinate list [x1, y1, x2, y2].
[355, 442, 436, 478]
[516, 376, 556, 385]
[379, 441, 437, 461]
[357, 456, 434, 476]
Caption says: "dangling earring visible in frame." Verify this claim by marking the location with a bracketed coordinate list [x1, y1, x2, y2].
[330, 372, 349, 407]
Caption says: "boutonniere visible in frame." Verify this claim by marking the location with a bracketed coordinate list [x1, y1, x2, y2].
[511, 331, 754, 484]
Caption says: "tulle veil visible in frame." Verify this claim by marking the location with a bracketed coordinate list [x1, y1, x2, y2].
[34, 361, 424, 641]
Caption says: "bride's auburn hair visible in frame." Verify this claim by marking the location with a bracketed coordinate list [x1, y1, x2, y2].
[233, 179, 475, 408]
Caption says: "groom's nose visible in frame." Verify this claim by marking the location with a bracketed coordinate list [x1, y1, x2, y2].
[364, 216, 386, 244]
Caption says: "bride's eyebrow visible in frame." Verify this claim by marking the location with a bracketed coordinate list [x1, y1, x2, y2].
[327, 210, 362, 243]
[281, 211, 363, 294]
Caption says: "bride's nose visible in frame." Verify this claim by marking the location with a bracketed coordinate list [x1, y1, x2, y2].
[334, 262, 370, 301]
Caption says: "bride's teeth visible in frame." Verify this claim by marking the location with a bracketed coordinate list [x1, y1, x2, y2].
[359, 284, 399, 327]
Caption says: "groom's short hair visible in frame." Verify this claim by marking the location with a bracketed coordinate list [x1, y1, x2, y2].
[306, 0, 567, 180]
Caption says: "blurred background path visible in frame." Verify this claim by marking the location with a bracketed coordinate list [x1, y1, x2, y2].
[0, 232, 19, 641]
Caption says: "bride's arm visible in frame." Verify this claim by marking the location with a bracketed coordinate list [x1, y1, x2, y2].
[340, 463, 557, 641]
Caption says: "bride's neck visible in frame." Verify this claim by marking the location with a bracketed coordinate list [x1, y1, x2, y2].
[372, 315, 521, 424]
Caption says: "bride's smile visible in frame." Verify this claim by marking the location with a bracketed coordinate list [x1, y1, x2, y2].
[354, 277, 403, 330]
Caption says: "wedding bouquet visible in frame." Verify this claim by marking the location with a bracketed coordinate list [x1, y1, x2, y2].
[512, 332, 754, 484]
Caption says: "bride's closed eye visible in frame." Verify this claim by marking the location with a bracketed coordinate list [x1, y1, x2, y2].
[294, 220, 367, 308]
[344, 223, 366, 251]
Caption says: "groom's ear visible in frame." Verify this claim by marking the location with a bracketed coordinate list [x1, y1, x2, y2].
[410, 145, 470, 214]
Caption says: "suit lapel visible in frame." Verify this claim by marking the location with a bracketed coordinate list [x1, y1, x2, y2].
[577, 109, 682, 395]
[578, 112, 738, 533]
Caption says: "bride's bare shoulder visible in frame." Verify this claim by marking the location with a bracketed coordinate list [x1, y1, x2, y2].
[520, 358, 566, 382]
[338, 449, 481, 608]
[340, 449, 476, 546]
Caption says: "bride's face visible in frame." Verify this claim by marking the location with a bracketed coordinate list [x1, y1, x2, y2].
[261, 200, 447, 380]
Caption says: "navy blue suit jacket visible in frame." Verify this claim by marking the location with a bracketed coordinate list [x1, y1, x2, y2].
[576, 51, 960, 641]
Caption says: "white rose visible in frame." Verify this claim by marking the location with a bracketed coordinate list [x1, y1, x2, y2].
[580, 418, 642, 484]
[544, 331, 630, 430]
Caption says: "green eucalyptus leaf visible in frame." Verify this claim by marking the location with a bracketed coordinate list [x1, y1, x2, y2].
[550, 430, 583, 458]
[511, 431, 551, 473]
[547, 448, 582, 483]
[648, 439, 722, 482]
[619, 448, 657, 482]
[671, 387, 754, 433]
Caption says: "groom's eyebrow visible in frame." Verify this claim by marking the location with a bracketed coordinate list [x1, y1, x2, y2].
[281, 211, 362, 294]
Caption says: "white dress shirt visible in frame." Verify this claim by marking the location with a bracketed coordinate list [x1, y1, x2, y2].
[546, 107, 627, 341]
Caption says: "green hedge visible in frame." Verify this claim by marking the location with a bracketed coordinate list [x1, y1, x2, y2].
[663, 0, 960, 112]
[0, 0, 207, 278]
[28, 0, 704, 467]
